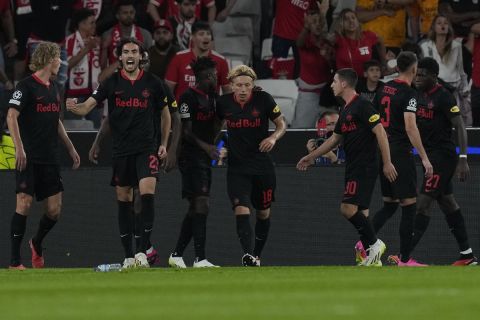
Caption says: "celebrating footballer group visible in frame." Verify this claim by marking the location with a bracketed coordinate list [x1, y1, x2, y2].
[5, 38, 476, 269]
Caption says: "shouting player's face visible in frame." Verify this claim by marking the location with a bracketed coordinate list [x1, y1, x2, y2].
[231, 76, 253, 102]
[120, 42, 141, 73]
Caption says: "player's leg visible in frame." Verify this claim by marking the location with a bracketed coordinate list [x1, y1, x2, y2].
[251, 173, 276, 265]
[136, 176, 156, 268]
[438, 194, 477, 265]
[227, 171, 255, 266]
[29, 164, 64, 268]
[191, 195, 218, 268]
[371, 163, 399, 233]
[410, 194, 435, 253]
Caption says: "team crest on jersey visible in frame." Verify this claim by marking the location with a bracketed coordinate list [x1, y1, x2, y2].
[251, 108, 260, 117]
[407, 98, 417, 111]
[142, 89, 150, 98]
[369, 114, 380, 122]
[346, 114, 352, 121]
[12, 90, 22, 100]
[450, 106, 460, 113]
[273, 105, 281, 113]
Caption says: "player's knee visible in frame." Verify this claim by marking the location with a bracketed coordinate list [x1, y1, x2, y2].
[16, 195, 33, 214]
[234, 206, 250, 215]
[193, 197, 209, 215]
[400, 197, 416, 207]
[438, 194, 459, 214]
[416, 195, 434, 216]
[46, 201, 62, 219]
[256, 209, 270, 220]
[339, 203, 357, 218]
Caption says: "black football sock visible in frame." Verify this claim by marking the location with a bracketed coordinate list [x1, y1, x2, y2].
[372, 202, 399, 233]
[10, 213, 27, 266]
[32, 214, 58, 256]
[134, 212, 144, 254]
[173, 212, 193, 257]
[399, 204, 416, 263]
[348, 211, 377, 247]
[253, 217, 270, 258]
[445, 209, 472, 256]
[141, 194, 155, 251]
[236, 215, 252, 254]
[192, 213, 207, 261]
[410, 213, 430, 253]
[117, 201, 134, 258]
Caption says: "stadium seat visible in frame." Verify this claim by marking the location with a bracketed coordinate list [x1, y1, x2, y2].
[261, 38, 293, 61]
[214, 36, 252, 65]
[255, 79, 299, 126]
[212, 17, 254, 41]
[63, 119, 95, 131]
[229, 0, 261, 16]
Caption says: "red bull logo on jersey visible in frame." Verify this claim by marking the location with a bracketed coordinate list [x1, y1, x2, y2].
[36, 103, 60, 113]
[115, 97, 148, 108]
[341, 122, 357, 133]
[417, 108, 434, 120]
[197, 111, 214, 121]
[226, 118, 261, 128]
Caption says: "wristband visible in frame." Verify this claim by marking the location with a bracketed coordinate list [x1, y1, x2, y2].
[459, 154, 467, 159]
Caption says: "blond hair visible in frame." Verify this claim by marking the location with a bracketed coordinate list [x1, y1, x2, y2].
[227, 65, 257, 82]
[29, 42, 61, 72]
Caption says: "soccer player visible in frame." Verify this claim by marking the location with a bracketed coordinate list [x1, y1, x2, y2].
[370, 51, 433, 267]
[67, 38, 171, 269]
[216, 65, 286, 266]
[297, 68, 397, 266]
[168, 57, 221, 268]
[6, 41, 80, 270]
[406, 57, 475, 265]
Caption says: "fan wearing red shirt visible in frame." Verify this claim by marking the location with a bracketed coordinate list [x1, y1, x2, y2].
[147, 0, 216, 25]
[165, 20, 230, 101]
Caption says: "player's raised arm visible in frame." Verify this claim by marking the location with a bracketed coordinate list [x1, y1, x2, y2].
[296, 133, 342, 171]
[66, 96, 98, 116]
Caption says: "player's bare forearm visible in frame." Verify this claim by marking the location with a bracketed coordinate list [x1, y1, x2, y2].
[372, 124, 392, 164]
[270, 116, 286, 142]
[168, 111, 181, 152]
[57, 120, 75, 151]
[308, 134, 341, 160]
[94, 117, 110, 145]
[451, 116, 468, 155]
[6, 109, 23, 150]
[67, 97, 97, 116]
[160, 107, 171, 148]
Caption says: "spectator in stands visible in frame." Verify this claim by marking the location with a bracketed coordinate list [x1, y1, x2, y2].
[27, 0, 74, 89]
[292, 2, 333, 128]
[148, 19, 180, 79]
[356, 0, 414, 56]
[333, 8, 386, 77]
[168, 0, 199, 50]
[305, 110, 341, 165]
[356, 59, 384, 103]
[65, 8, 102, 128]
[148, 0, 216, 29]
[73, 0, 117, 36]
[10, 0, 33, 84]
[420, 15, 471, 125]
[1, 0, 18, 60]
[408, 0, 439, 42]
[468, 22, 480, 127]
[165, 21, 229, 100]
[212, 0, 237, 22]
[270, 0, 310, 79]
[100, 0, 153, 74]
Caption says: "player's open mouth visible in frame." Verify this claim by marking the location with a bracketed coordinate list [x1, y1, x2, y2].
[126, 59, 135, 66]
[202, 41, 210, 46]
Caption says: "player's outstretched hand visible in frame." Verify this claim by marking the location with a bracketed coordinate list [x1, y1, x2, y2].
[163, 152, 177, 172]
[296, 155, 314, 171]
[88, 143, 100, 164]
[259, 136, 276, 152]
[157, 145, 168, 160]
[70, 147, 81, 169]
[66, 98, 78, 113]
[456, 158, 470, 182]
[422, 158, 433, 178]
[383, 161, 398, 183]
[15, 146, 27, 171]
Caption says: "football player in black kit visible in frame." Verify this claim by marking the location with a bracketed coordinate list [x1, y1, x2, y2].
[7, 42, 80, 270]
[395, 57, 475, 265]
[67, 38, 171, 269]
[297, 68, 397, 266]
[168, 57, 221, 268]
[216, 65, 286, 266]
[370, 51, 433, 267]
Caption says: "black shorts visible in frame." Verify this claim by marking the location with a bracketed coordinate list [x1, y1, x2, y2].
[179, 163, 212, 198]
[16, 163, 64, 201]
[420, 150, 456, 198]
[342, 164, 378, 210]
[111, 152, 159, 187]
[380, 148, 417, 199]
[227, 171, 276, 210]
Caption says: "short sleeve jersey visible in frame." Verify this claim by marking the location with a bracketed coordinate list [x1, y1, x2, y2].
[92, 70, 168, 157]
[216, 91, 282, 174]
[165, 49, 229, 101]
[178, 87, 217, 161]
[416, 84, 460, 153]
[335, 31, 378, 76]
[8, 75, 61, 164]
[334, 95, 381, 169]
[375, 79, 418, 150]
[272, 0, 310, 41]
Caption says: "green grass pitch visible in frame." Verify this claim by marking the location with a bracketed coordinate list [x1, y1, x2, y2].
[1, 266, 479, 319]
